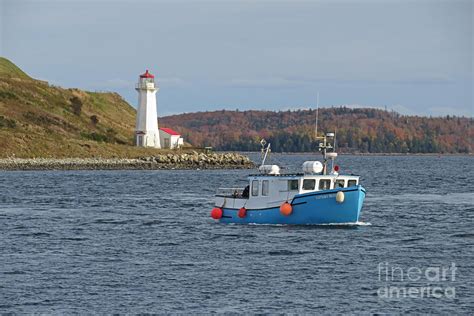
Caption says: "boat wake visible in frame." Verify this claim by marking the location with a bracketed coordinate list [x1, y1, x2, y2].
[321, 221, 371, 226]
[367, 192, 474, 205]
[240, 221, 372, 227]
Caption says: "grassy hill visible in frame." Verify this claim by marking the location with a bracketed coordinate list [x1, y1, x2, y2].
[0, 57, 172, 158]
[0, 57, 31, 80]
[161, 109, 473, 153]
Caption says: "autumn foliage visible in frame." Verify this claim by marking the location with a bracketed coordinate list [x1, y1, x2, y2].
[160, 108, 473, 153]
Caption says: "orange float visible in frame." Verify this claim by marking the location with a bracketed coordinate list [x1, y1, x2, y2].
[238, 207, 247, 218]
[280, 202, 293, 216]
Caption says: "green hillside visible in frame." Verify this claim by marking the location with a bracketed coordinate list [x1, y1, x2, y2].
[0, 57, 31, 80]
[0, 57, 169, 158]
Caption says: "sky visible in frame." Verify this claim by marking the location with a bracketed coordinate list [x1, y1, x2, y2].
[0, 0, 472, 117]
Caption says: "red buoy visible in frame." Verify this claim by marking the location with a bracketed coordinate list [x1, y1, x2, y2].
[211, 207, 223, 219]
[334, 165, 340, 172]
[238, 207, 247, 218]
[280, 202, 293, 216]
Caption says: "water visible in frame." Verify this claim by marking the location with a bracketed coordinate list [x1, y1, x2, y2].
[1, 155, 473, 313]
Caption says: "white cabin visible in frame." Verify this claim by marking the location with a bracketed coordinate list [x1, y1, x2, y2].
[215, 167, 359, 210]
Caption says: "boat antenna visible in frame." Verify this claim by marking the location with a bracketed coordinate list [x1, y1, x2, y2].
[334, 127, 337, 152]
[315, 92, 319, 139]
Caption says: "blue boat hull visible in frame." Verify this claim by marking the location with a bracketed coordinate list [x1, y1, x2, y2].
[218, 185, 366, 225]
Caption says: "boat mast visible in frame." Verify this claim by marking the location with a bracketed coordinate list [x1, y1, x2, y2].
[260, 139, 271, 167]
[315, 92, 319, 140]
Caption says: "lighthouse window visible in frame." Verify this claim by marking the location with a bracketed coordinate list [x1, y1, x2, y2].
[303, 179, 316, 190]
[348, 180, 357, 187]
[288, 180, 299, 191]
[252, 180, 259, 196]
[318, 179, 331, 190]
[262, 180, 269, 196]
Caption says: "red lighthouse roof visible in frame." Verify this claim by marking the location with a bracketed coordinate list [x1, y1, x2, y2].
[140, 69, 155, 78]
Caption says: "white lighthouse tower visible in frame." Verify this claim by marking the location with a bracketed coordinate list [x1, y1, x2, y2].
[135, 69, 161, 148]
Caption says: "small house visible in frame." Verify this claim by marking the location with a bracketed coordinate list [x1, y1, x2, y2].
[159, 127, 184, 149]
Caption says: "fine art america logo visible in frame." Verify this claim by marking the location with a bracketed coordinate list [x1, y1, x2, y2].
[377, 262, 457, 299]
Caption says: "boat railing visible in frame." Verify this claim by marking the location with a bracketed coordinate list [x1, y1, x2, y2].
[216, 187, 246, 198]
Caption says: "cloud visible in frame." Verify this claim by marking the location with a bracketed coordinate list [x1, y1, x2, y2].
[426, 106, 473, 117]
[220, 74, 457, 90]
[3, 0, 470, 116]
[389, 104, 419, 116]
[342, 104, 473, 117]
[223, 77, 302, 89]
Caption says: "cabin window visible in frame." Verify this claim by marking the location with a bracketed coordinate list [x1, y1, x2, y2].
[262, 180, 269, 196]
[302, 179, 316, 190]
[318, 179, 331, 190]
[335, 179, 345, 188]
[252, 180, 259, 196]
[348, 179, 357, 187]
[288, 180, 299, 191]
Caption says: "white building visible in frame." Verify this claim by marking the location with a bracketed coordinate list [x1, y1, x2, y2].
[159, 127, 184, 149]
[135, 70, 161, 148]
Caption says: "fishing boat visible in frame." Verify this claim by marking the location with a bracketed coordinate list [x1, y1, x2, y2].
[210, 133, 366, 224]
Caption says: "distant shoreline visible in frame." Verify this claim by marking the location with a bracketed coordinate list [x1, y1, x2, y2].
[239, 151, 472, 156]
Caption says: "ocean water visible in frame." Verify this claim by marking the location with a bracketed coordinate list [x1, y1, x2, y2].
[1, 155, 473, 313]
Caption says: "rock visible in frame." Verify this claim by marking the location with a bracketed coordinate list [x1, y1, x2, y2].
[0, 151, 255, 170]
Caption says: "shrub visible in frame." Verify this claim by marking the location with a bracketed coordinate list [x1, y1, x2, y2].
[0, 115, 17, 128]
[106, 128, 117, 138]
[90, 115, 99, 126]
[0, 91, 18, 100]
[23, 111, 59, 126]
[81, 132, 108, 142]
[70, 96, 83, 115]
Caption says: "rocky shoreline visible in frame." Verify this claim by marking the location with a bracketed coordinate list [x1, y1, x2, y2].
[0, 152, 255, 171]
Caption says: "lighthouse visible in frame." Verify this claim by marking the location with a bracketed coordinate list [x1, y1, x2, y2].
[135, 69, 161, 148]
